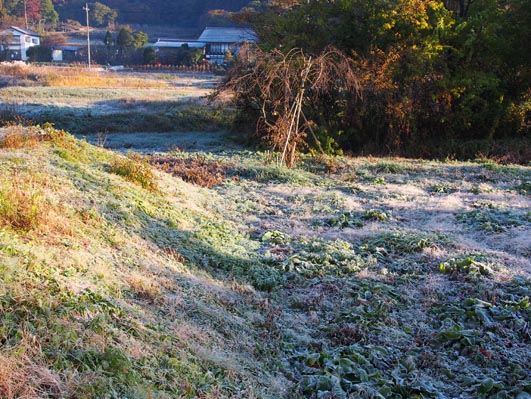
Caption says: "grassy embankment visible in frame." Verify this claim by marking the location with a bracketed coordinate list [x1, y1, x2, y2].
[0, 124, 289, 398]
[1, 123, 531, 398]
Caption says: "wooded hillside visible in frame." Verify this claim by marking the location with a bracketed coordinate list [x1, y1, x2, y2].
[0, 0, 254, 28]
[223, 0, 531, 161]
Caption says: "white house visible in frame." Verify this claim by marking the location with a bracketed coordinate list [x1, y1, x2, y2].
[0, 26, 41, 61]
[153, 26, 257, 65]
[198, 27, 257, 64]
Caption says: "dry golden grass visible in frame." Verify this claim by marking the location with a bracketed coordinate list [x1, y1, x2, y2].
[0, 125, 40, 148]
[0, 352, 64, 399]
[0, 124, 66, 149]
[0, 64, 170, 89]
[0, 170, 48, 232]
[127, 271, 163, 303]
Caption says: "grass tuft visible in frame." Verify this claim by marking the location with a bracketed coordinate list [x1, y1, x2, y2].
[0, 353, 64, 399]
[0, 171, 47, 232]
[109, 152, 158, 191]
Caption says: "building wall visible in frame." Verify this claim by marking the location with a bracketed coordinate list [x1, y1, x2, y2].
[1, 29, 40, 61]
[19, 32, 40, 61]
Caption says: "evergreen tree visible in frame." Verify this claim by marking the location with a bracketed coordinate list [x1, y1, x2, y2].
[143, 46, 156, 64]
[40, 0, 58, 26]
[116, 26, 133, 50]
[104, 30, 113, 49]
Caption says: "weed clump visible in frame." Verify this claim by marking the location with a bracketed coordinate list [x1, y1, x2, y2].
[325, 209, 391, 228]
[109, 152, 158, 191]
[151, 154, 232, 188]
[457, 208, 530, 233]
[363, 231, 444, 253]
[439, 256, 492, 277]
[0, 172, 46, 232]
[368, 160, 406, 174]
[429, 183, 456, 194]
[277, 238, 374, 278]
[0, 123, 65, 149]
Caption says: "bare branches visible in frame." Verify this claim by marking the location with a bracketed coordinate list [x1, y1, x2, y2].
[218, 45, 360, 167]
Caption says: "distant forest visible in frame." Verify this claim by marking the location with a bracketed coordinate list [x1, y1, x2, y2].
[0, 0, 258, 28]
[53, 0, 252, 27]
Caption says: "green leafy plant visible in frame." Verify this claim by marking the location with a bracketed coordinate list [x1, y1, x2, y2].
[439, 256, 492, 277]
[457, 208, 528, 233]
[325, 209, 391, 228]
[262, 230, 290, 245]
[518, 181, 531, 195]
[360, 231, 446, 256]
[364, 209, 391, 222]
[429, 184, 455, 194]
[278, 238, 374, 277]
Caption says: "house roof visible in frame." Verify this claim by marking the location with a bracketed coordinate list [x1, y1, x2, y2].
[197, 27, 257, 44]
[153, 39, 205, 49]
[8, 26, 41, 37]
[52, 46, 81, 51]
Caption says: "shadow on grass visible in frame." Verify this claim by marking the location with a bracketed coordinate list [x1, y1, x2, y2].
[4, 100, 235, 135]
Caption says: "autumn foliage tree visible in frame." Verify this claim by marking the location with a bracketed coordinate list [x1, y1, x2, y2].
[229, 0, 531, 162]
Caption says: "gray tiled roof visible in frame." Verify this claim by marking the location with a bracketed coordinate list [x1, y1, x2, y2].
[8, 26, 41, 37]
[153, 39, 205, 48]
[197, 27, 257, 44]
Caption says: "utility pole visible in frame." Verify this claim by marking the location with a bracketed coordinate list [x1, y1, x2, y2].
[24, 0, 28, 29]
[83, 3, 91, 68]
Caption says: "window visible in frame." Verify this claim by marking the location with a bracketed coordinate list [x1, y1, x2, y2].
[25, 37, 31, 43]
[32, 39, 38, 44]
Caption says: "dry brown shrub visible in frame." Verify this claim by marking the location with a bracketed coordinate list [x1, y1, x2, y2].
[0, 353, 64, 399]
[313, 154, 346, 174]
[151, 155, 234, 188]
[0, 124, 66, 149]
[218, 45, 360, 167]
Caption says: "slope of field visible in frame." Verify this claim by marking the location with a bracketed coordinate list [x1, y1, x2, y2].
[1, 124, 530, 398]
[0, 126, 288, 398]
[0, 65, 226, 136]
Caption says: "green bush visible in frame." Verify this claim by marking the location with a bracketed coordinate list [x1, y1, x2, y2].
[109, 152, 158, 191]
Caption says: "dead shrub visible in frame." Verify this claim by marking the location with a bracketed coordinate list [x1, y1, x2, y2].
[151, 155, 233, 188]
[218, 45, 359, 167]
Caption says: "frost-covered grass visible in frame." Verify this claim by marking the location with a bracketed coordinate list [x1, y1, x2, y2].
[1, 66, 530, 397]
[153, 149, 531, 398]
[0, 69, 225, 135]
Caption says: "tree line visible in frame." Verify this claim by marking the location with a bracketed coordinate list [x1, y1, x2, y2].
[0, 0, 256, 30]
[223, 0, 531, 162]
